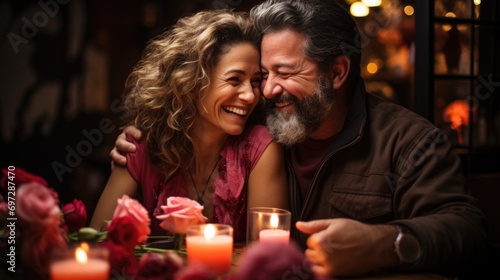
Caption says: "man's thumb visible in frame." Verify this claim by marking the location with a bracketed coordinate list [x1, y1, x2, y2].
[296, 219, 332, 234]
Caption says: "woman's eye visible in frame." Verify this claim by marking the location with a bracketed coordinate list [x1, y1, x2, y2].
[251, 79, 262, 88]
[227, 77, 241, 85]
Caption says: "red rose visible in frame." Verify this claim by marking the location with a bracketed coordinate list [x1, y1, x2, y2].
[21, 223, 67, 279]
[112, 195, 151, 243]
[156, 197, 207, 234]
[1, 167, 48, 192]
[62, 199, 87, 232]
[136, 251, 183, 280]
[107, 215, 141, 252]
[103, 240, 139, 277]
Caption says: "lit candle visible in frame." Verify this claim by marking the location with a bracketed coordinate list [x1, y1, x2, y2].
[247, 207, 291, 244]
[259, 213, 289, 244]
[50, 243, 109, 280]
[186, 224, 233, 275]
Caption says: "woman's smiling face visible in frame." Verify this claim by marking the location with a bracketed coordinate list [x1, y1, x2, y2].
[197, 42, 262, 136]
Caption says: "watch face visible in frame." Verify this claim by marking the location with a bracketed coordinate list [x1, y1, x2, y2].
[395, 226, 421, 264]
[398, 233, 421, 263]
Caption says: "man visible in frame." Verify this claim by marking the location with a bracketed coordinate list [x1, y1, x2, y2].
[110, 0, 488, 277]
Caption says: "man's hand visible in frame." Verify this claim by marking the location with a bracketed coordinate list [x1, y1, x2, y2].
[110, 125, 142, 169]
[296, 219, 399, 277]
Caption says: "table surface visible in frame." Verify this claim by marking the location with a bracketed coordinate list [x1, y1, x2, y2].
[229, 243, 455, 280]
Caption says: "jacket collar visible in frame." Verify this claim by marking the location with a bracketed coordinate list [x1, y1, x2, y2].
[324, 77, 367, 154]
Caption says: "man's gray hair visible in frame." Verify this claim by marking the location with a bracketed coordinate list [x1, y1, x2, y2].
[250, 0, 361, 80]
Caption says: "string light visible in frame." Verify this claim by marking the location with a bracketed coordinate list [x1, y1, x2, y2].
[362, 0, 381, 7]
[404, 5, 414, 16]
[350, 2, 369, 17]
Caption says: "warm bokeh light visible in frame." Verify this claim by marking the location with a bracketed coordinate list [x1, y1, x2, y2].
[445, 12, 457, 18]
[443, 100, 476, 145]
[474, 0, 481, 5]
[404, 5, 414, 16]
[350, 2, 369, 17]
[442, 24, 452, 32]
[362, 0, 381, 7]
[366, 62, 379, 74]
[457, 25, 468, 32]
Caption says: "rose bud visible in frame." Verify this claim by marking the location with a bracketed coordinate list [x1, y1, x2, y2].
[77, 227, 100, 241]
[62, 199, 87, 232]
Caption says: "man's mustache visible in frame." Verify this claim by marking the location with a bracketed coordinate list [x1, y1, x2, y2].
[264, 92, 298, 107]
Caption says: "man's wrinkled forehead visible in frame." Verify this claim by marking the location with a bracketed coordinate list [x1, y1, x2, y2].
[260, 29, 307, 67]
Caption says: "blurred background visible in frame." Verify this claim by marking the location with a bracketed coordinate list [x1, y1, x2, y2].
[0, 0, 499, 244]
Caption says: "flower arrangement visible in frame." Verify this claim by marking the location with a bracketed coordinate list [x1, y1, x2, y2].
[0, 167, 317, 280]
[0, 167, 67, 279]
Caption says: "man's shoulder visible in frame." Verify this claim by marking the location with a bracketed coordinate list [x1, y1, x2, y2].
[365, 93, 433, 129]
[363, 93, 442, 147]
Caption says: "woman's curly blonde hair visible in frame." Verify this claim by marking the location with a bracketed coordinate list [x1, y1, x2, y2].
[122, 10, 260, 181]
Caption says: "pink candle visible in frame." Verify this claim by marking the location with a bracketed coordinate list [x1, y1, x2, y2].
[50, 245, 109, 280]
[259, 229, 290, 244]
[50, 259, 109, 280]
[258, 213, 289, 244]
[186, 224, 233, 275]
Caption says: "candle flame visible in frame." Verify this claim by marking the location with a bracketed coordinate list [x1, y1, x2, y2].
[204, 224, 216, 240]
[75, 247, 88, 264]
[270, 213, 279, 229]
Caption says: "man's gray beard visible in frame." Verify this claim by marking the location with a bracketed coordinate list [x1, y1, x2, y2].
[266, 76, 335, 147]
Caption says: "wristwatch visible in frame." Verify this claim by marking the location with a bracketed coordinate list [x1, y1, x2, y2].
[394, 225, 421, 264]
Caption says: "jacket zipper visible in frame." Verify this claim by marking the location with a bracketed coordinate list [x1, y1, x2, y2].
[298, 134, 363, 220]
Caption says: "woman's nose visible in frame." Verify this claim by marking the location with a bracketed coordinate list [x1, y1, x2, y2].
[239, 84, 257, 104]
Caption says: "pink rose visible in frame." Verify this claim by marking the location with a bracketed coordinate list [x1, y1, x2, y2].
[112, 195, 151, 243]
[62, 199, 88, 232]
[156, 196, 208, 234]
[16, 182, 60, 224]
[17, 183, 67, 278]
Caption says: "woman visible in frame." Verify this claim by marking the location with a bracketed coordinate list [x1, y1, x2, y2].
[90, 10, 288, 241]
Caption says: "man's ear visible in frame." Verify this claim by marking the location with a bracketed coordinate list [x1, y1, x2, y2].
[330, 55, 351, 90]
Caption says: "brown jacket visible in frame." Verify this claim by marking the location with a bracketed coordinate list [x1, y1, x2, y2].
[288, 79, 488, 273]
